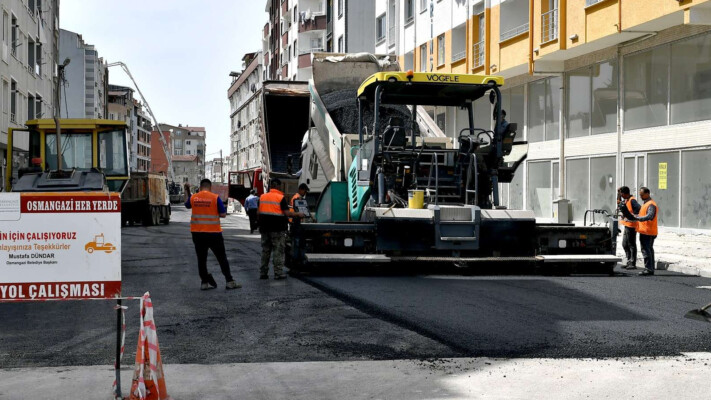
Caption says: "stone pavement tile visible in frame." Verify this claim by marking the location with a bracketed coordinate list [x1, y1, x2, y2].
[1, 355, 709, 400]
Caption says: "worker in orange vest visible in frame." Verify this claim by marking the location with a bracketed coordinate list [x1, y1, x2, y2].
[617, 186, 641, 270]
[258, 179, 304, 280]
[634, 187, 658, 276]
[186, 179, 241, 290]
[289, 183, 310, 223]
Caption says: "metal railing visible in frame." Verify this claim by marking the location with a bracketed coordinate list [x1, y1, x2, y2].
[451, 49, 466, 63]
[585, 0, 605, 6]
[500, 23, 529, 42]
[542, 8, 558, 43]
[472, 40, 485, 68]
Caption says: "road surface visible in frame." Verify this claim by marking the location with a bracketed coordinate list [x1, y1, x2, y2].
[2, 205, 711, 369]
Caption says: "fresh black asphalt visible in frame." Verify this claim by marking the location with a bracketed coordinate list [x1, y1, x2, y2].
[2, 206, 711, 368]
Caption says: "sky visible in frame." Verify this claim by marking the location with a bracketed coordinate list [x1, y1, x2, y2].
[60, 0, 265, 160]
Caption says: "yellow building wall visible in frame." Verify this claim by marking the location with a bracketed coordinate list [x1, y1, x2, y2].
[622, 0, 709, 29]
[566, 0, 587, 50]
[585, 1, 619, 42]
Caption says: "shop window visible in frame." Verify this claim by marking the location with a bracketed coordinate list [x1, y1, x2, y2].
[527, 77, 560, 142]
[501, 85, 524, 134]
[591, 60, 617, 134]
[527, 161, 552, 218]
[647, 152, 679, 227]
[681, 149, 711, 229]
[623, 157, 635, 189]
[566, 158, 589, 222]
[509, 167, 523, 210]
[624, 46, 669, 131]
[590, 156, 616, 215]
[567, 67, 591, 138]
[671, 34, 711, 125]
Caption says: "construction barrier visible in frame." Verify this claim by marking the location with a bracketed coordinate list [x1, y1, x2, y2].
[128, 292, 171, 400]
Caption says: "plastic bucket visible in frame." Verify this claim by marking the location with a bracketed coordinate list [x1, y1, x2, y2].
[408, 189, 424, 209]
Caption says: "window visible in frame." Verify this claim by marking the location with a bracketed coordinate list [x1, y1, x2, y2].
[568, 61, 618, 137]
[293, 5, 297, 23]
[404, 51, 414, 71]
[420, 43, 427, 72]
[566, 158, 589, 222]
[35, 95, 41, 118]
[501, 85, 525, 130]
[10, 80, 16, 123]
[35, 42, 42, 75]
[27, 38, 34, 71]
[338, 0, 343, 18]
[500, 0, 529, 41]
[376, 14, 386, 43]
[624, 46, 669, 131]
[590, 156, 616, 215]
[648, 152, 680, 227]
[527, 161, 552, 218]
[10, 15, 17, 57]
[46, 133, 93, 170]
[27, 94, 33, 121]
[437, 34, 445, 66]
[405, 0, 414, 22]
[338, 35, 343, 52]
[473, 13, 485, 68]
[681, 149, 711, 229]
[527, 77, 560, 142]
[421, 0, 428, 12]
[670, 33, 711, 125]
[451, 24, 466, 63]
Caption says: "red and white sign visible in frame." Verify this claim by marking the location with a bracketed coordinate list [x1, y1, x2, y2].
[0, 192, 122, 301]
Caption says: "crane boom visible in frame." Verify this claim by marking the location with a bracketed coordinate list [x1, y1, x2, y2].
[107, 62, 175, 182]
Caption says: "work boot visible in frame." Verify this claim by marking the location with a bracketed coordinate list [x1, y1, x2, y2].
[226, 280, 242, 290]
[207, 274, 218, 288]
[274, 274, 287, 280]
[638, 269, 654, 276]
[200, 282, 214, 291]
[624, 263, 637, 270]
[259, 274, 269, 280]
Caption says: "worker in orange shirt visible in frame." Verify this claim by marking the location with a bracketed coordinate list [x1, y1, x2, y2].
[289, 183, 310, 222]
[633, 187, 658, 276]
[186, 179, 241, 290]
[617, 186, 641, 269]
[258, 179, 304, 280]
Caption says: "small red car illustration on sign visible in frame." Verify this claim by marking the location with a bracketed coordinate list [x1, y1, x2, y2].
[85, 234, 116, 254]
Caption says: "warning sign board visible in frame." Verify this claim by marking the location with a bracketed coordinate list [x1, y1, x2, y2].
[658, 162, 668, 190]
[0, 192, 121, 301]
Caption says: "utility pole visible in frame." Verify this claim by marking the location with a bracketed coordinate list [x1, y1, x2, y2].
[219, 149, 223, 183]
[54, 58, 70, 171]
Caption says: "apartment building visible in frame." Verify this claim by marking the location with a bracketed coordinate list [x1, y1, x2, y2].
[172, 154, 202, 187]
[228, 52, 263, 175]
[108, 84, 151, 172]
[205, 157, 226, 183]
[0, 0, 59, 190]
[377, 0, 711, 233]
[263, 0, 375, 81]
[58, 29, 108, 119]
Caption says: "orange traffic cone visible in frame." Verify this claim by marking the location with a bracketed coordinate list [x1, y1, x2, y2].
[128, 292, 171, 400]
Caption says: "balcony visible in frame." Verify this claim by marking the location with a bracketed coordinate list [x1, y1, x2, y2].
[298, 14, 327, 33]
[585, 0, 606, 6]
[263, 23, 269, 38]
[451, 50, 466, 63]
[472, 40, 485, 69]
[389, 25, 398, 48]
[541, 8, 558, 43]
[500, 23, 529, 42]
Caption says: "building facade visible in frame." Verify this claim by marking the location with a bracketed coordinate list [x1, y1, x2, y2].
[377, 0, 711, 232]
[58, 29, 108, 119]
[0, 0, 59, 190]
[228, 52, 263, 175]
[205, 157, 226, 183]
[172, 154, 202, 188]
[159, 123, 206, 182]
[263, 0, 375, 81]
[108, 84, 151, 172]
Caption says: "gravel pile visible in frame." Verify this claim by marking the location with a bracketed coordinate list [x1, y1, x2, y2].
[322, 89, 418, 135]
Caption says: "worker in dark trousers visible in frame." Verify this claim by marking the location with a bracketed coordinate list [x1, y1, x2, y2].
[634, 187, 658, 276]
[244, 189, 260, 234]
[186, 179, 241, 290]
[289, 183, 309, 224]
[258, 179, 304, 280]
[617, 186, 641, 269]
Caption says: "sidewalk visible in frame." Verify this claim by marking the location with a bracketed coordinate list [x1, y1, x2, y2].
[1, 355, 709, 399]
[617, 229, 711, 277]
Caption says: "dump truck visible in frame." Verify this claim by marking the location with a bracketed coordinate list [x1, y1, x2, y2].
[288, 71, 620, 275]
[121, 172, 171, 226]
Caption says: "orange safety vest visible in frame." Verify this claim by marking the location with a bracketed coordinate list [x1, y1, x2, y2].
[620, 196, 638, 229]
[190, 190, 222, 233]
[637, 199, 658, 236]
[258, 189, 286, 217]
